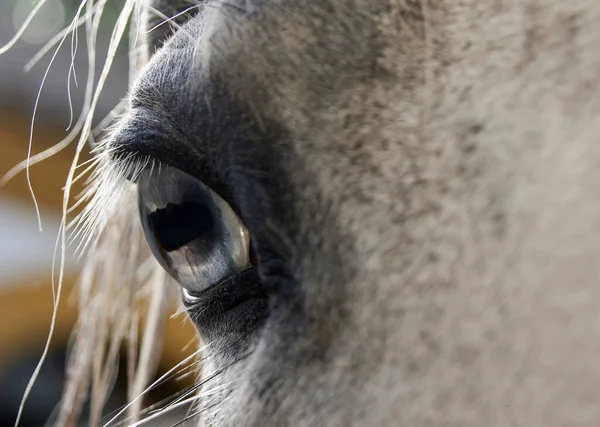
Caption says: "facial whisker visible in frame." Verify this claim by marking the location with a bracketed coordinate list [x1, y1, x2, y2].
[168, 399, 223, 427]
[101, 342, 210, 427]
[106, 383, 198, 427]
[146, 4, 203, 34]
[130, 353, 251, 427]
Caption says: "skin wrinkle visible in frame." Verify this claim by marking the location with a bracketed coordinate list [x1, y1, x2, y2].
[70, 0, 600, 425]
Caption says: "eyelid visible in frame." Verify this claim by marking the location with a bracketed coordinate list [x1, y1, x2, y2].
[114, 155, 187, 190]
[180, 265, 258, 305]
[109, 125, 240, 221]
[109, 113, 211, 181]
[112, 147, 224, 195]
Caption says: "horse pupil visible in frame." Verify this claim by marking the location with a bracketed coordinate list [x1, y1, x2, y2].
[148, 201, 214, 251]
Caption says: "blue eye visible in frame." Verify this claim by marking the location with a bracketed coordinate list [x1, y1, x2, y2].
[137, 164, 250, 294]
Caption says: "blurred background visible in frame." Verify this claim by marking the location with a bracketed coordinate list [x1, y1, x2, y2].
[0, 1, 196, 425]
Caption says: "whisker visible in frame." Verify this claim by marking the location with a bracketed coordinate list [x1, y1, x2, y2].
[66, 6, 82, 131]
[24, 0, 88, 231]
[0, 0, 109, 189]
[56, 2, 140, 424]
[149, 382, 231, 417]
[74, 155, 101, 170]
[107, 384, 197, 427]
[11, 1, 101, 420]
[0, 0, 50, 55]
[146, 4, 203, 34]
[105, 336, 248, 427]
[169, 400, 222, 427]
[91, 99, 129, 141]
[126, 396, 199, 427]
[102, 342, 211, 427]
[127, 353, 249, 427]
[24, 2, 102, 72]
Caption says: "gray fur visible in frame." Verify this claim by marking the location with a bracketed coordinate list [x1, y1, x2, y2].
[115, 0, 600, 425]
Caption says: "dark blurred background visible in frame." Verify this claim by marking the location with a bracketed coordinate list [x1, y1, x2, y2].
[0, 1, 196, 425]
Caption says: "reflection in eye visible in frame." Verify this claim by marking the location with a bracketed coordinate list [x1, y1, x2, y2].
[138, 164, 250, 294]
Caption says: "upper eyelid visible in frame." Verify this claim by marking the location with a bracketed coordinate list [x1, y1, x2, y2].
[108, 106, 188, 165]
[108, 116, 193, 185]
[107, 127, 154, 181]
[118, 148, 237, 216]
[107, 106, 232, 204]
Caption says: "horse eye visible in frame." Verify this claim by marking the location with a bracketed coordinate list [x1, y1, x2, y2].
[137, 164, 250, 294]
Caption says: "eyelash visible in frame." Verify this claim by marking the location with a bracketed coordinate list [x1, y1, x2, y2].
[70, 148, 152, 253]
